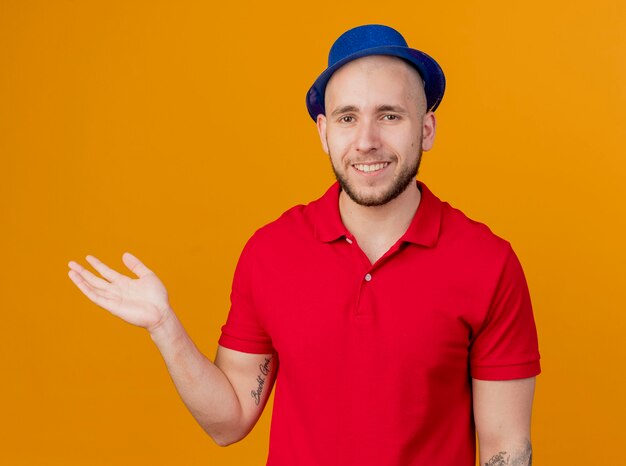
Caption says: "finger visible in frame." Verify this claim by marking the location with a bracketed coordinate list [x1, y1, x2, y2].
[68, 260, 111, 289]
[85, 255, 126, 282]
[68, 269, 113, 309]
[122, 252, 153, 278]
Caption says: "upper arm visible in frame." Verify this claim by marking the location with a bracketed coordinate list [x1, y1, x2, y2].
[473, 377, 535, 464]
[214, 345, 278, 439]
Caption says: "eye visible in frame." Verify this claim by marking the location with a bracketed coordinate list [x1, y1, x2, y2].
[382, 114, 398, 121]
[339, 115, 355, 123]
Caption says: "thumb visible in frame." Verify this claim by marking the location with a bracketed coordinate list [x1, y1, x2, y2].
[122, 252, 153, 278]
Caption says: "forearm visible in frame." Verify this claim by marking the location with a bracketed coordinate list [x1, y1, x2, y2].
[479, 439, 532, 466]
[148, 308, 244, 446]
[67, 254, 249, 445]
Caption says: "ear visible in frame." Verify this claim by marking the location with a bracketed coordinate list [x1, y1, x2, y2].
[421, 111, 437, 151]
[316, 114, 329, 154]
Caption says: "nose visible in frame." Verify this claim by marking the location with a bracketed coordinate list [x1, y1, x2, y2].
[354, 117, 381, 153]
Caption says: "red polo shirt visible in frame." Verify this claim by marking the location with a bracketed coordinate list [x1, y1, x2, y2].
[219, 181, 541, 466]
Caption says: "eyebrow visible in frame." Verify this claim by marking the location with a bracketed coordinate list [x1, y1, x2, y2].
[330, 105, 360, 117]
[329, 104, 409, 117]
[376, 104, 408, 115]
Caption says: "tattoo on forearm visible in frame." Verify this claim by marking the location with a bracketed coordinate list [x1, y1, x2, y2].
[486, 452, 508, 466]
[251, 356, 272, 406]
[485, 441, 532, 466]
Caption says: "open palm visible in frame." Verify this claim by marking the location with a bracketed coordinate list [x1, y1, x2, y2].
[68, 252, 171, 331]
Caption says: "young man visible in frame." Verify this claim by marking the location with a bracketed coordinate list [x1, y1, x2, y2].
[68, 24, 540, 466]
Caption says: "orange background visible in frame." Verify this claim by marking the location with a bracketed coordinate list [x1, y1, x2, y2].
[2, 1, 625, 464]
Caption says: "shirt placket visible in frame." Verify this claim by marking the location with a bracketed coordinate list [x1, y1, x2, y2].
[344, 234, 406, 318]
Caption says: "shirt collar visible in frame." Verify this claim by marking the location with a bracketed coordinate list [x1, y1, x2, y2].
[312, 180, 442, 248]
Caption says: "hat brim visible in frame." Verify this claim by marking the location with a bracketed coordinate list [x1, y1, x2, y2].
[306, 45, 446, 121]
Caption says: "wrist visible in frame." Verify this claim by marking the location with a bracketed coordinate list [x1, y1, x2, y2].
[148, 306, 181, 345]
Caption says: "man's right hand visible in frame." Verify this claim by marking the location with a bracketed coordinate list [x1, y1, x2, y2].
[67, 251, 276, 446]
[68, 252, 172, 332]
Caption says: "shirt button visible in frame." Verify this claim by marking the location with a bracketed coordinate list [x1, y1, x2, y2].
[364, 273, 372, 282]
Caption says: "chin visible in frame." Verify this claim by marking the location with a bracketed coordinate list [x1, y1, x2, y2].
[344, 185, 402, 207]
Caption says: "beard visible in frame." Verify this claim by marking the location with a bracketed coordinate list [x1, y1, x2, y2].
[329, 146, 423, 207]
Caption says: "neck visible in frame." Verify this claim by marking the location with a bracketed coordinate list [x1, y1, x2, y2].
[339, 180, 421, 248]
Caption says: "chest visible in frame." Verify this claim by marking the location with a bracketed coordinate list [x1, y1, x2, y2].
[251, 238, 491, 376]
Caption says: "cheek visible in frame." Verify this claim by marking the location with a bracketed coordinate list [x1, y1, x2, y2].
[326, 130, 351, 154]
[380, 128, 417, 155]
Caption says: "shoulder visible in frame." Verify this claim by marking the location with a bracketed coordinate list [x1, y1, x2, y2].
[243, 199, 319, 253]
[426, 190, 533, 322]
[246, 183, 339, 248]
[442, 201, 510, 247]
[431, 190, 516, 271]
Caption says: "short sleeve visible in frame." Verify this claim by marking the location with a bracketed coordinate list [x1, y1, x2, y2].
[469, 245, 541, 380]
[218, 233, 274, 354]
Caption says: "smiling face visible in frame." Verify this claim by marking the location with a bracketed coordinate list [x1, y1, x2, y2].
[317, 55, 436, 207]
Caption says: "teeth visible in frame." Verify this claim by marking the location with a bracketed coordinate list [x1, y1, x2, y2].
[354, 163, 388, 173]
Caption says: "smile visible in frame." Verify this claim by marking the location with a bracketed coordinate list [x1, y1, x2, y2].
[352, 162, 390, 173]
